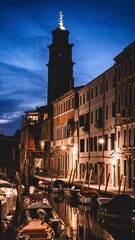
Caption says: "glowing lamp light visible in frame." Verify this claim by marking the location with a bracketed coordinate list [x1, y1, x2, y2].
[61, 145, 66, 150]
[99, 138, 105, 144]
[41, 140, 45, 150]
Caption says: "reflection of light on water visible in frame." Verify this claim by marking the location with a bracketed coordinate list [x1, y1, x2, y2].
[71, 208, 77, 230]
[38, 191, 135, 240]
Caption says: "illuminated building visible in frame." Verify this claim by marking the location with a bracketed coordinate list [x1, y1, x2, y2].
[20, 12, 135, 190]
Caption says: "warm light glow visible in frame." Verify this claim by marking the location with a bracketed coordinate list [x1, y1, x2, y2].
[99, 138, 105, 144]
[41, 140, 45, 150]
[61, 145, 66, 150]
[111, 159, 116, 165]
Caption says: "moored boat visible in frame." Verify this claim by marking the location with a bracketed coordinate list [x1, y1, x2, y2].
[78, 187, 100, 205]
[99, 194, 135, 222]
[16, 218, 55, 240]
[0, 179, 17, 236]
[49, 179, 68, 194]
[25, 200, 65, 237]
[38, 180, 52, 191]
[97, 196, 112, 207]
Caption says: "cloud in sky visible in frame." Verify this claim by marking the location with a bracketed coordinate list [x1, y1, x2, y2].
[0, 0, 135, 135]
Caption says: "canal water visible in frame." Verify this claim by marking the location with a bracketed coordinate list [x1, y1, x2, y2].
[47, 192, 135, 240]
[2, 191, 135, 240]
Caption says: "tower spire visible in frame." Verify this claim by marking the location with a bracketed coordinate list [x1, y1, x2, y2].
[58, 11, 65, 30]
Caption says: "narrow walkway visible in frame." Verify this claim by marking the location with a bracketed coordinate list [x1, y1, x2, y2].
[33, 174, 135, 198]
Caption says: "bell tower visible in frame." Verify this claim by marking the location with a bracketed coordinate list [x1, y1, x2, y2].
[47, 11, 74, 107]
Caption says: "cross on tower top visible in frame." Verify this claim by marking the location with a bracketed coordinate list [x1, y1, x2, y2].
[58, 11, 65, 30]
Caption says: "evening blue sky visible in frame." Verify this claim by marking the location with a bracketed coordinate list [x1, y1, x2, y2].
[0, 0, 135, 135]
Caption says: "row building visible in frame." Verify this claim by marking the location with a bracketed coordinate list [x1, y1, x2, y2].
[20, 12, 135, 190]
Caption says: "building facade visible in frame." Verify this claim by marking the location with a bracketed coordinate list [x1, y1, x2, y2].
[50, 88, 82, 179]
[78, 66, 116, 186]
[114, 42, 135, 189]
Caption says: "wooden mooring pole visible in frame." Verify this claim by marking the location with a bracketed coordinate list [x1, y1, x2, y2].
[105, 172, 110, 194]
[118, 174, 123, 194]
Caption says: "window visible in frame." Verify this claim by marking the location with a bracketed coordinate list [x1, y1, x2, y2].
[91, 88, 93, 99]
[64, 102, 66, 112]
[112, 102, 116, 117]
[104, 135, 108, 151]
[80, 96, 82, 105]
[98, 107, 103, 127]
[91, 111, 93, 123]
[124, 130, 127, 147]
[123, 88, 127, 107]
[113, 75, 116, 87]
[94, 136, 97, 151]
[111, 133, 115, 150]
[90, 138, 93, 151]
[63, 125, 67, 139]
[60, 104, 62, 114]
[95, 164, 97, 175]
[100, 82, 103, 94]
[124, 61, 127, 79]
[106, 105, 108, 119]
[128, 84, 132, 107]
[86, 138, 89, 152]
[58, 105, 60, 115]
[105, 79, 108, 91]
[67, 99, 70, 110]
[80, 139, 84, 152]
[95, 86, 98, 97]
[129, 129, 132, 147]
[124, 160, 127, 176]
[118, 65, 121, 82]
[72, 97, 75, 108]
[95, 109, 98, 122]
[117, 92, 120, 113]
[79, 115, 84, 127]
[83, 94, 85, 104]
[57, 127, 62, 140]
[87, 91, 89, 101]
[129, 58, 132, 76]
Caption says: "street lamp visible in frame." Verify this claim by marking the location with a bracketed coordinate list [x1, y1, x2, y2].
[40, 139, 46, 151]
[99, 137, 105, 145]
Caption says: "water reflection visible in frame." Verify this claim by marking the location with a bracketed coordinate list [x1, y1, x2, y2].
[48, 193, 135, 240]
[2, 191, 135, 240]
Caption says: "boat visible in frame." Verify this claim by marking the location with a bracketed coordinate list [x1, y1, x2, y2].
[25, 200, 65, 237]
[0, 179, 18, 236]
[99, 194, 135, 222]
[77, 187, 100, 205]
[97, 196, 112, 207]
[38, 180, 52, 191]
[101, 219, 134, 239]
[131, 216, 135, 229]
[16, 218, 55, 240]
[49, 179, 68, 194]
